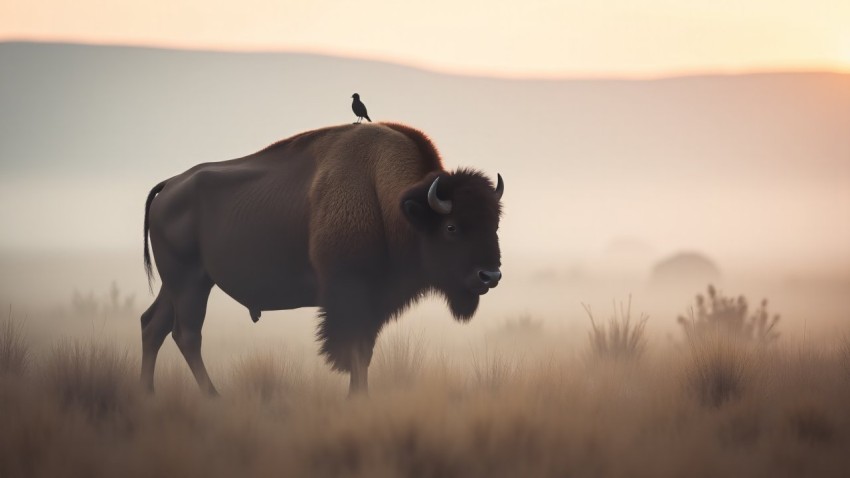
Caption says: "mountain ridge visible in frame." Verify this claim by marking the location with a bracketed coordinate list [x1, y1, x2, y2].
[4, 40, 847, 81]
[2, 41, 849, 183]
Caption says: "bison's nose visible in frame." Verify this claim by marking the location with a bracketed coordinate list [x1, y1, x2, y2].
[477, 269, 502, 287]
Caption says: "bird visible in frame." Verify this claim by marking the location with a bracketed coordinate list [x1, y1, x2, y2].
[351, 93, 372, 123]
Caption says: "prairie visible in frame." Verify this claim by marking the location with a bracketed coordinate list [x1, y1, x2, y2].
[2, 284, 849, 478]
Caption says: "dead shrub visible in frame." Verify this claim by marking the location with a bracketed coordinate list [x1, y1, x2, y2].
[678, 285, 779, 343]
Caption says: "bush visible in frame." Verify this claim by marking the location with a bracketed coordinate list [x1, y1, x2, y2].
[678, 285, 779, 343]
[583, 297, 649, 361]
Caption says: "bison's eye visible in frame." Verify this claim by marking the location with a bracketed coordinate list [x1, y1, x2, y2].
[446, 224, 457, 233]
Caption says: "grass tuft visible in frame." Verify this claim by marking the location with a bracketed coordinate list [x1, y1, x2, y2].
[230, 349, 304, 401]
[787, 402, 835, 444]
[470, 346, 518, 392]
[583, 296, 649, 361]
[42, 340, 136, 419]
[372, 327, 428, 388]
[839, 335, 850, 379]
[684, 333, 752, 407]
[0, 307, 29, 376]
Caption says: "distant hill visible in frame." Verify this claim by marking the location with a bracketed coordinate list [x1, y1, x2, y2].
[2, 41, 849, 185]
[1, 42, 849, 266]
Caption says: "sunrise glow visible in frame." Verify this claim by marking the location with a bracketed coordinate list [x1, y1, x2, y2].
[2, 0, 850, 77]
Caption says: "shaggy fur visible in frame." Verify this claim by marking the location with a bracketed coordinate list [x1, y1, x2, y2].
[141, 123, 504, 394]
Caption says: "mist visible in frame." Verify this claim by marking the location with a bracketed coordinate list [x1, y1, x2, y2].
[2, 40, 850, 477]
[2, 42, 849, 327]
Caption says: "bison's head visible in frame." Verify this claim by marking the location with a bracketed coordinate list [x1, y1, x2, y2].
[401, 169, 504, 321]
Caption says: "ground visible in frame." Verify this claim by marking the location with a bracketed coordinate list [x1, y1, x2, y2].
[2, 315, 849, 478]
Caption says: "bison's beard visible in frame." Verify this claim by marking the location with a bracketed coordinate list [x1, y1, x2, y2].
[445, 289, 480, 322]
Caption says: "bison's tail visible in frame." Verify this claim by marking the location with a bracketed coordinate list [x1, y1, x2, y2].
[144, 180, 168, 293]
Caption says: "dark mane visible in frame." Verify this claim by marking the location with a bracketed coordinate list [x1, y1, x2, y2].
[444, 167, 503, 219]
[382, 122, 444, 172]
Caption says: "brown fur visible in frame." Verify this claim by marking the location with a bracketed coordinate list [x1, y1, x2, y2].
[141, 123, 504, 395]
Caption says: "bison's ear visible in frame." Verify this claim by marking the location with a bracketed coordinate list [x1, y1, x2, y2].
[402, 175, 444, 232]
[402, 198, 437, 232]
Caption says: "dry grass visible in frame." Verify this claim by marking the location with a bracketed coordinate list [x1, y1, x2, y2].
[42, 340, 137, 419]
[1, 318, 850, 478]
[372, 327, 428, 388]
[470, 345, 520, 392]
[229, 349, 305, 401]
[684, 332, 755, 407]
[840, 335, 850, 379]
[0, 308, 29, 376]
[583, 297, 649, 361]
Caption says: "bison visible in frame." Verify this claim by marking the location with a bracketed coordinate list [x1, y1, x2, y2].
[141, 123, 504, 395]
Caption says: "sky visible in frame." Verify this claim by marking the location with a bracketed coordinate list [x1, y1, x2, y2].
[2, 0, 850, 77]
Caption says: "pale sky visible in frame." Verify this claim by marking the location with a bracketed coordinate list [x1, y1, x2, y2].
[2, 0, 850, 77]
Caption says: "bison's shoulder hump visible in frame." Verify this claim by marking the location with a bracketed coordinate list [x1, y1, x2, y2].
[380, 123, 443, 171]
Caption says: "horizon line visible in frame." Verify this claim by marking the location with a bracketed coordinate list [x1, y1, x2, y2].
[3, 38, 849, 82]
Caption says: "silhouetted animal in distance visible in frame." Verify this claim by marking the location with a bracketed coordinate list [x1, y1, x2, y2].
[351, 93, 371, 123]
[141, 123, 505, 396]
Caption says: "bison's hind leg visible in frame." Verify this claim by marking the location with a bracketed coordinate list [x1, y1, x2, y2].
[171, 276, 218, 396]
[140, 290, 175, 392]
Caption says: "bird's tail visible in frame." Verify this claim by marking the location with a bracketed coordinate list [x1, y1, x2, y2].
[365, 114, 372, 122]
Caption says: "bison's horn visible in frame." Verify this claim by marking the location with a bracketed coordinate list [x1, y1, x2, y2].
[427, 176, 452, 215]
[494, 174, 504, 200]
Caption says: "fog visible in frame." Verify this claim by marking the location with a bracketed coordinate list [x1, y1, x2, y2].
[1, 42, 849, 359]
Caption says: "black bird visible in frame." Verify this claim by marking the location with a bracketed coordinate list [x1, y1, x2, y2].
[351, 93, 372, 123]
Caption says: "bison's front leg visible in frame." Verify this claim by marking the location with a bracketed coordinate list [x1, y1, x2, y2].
[316, 278, 381, 396]
[349, 340, 371, 394]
